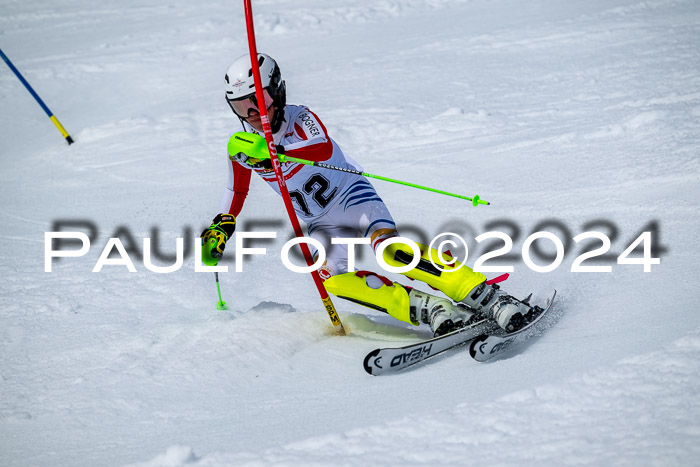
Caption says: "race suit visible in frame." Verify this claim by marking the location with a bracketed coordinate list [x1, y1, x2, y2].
[219, 104, 398, 278]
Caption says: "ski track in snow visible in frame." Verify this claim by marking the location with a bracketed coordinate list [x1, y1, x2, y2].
[1, 0, 700, 465]
[135, 329, 700, 466]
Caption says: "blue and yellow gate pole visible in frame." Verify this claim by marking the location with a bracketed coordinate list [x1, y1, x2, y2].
[0, 48, 74, 145]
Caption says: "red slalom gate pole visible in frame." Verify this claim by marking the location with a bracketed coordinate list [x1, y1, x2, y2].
[243, 0, 345, 335]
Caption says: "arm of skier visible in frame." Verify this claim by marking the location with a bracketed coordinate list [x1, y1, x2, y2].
[279, 109, 333, 162]
[201, 160, 252, 266]
[226, 109, 333, 164]
[219, 160, 252, 217]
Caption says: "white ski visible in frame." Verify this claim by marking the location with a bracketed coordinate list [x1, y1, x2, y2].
[363, 318, 499, 375]
[469, 290, 557, 362]
[362, 290, 557, 375]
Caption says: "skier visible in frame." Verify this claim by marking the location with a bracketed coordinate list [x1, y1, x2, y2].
[201, 53, 535, 336]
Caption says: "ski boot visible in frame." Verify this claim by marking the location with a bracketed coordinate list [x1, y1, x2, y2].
[408, 289, 478, 336]
[378, 241, 534, 333]
[323, 270, 478, 336]
[460, 282, 534, 333]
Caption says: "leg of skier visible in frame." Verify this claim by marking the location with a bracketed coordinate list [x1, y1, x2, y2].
[378, 242, 533, 333]
[325, 240, 534, 335]
[308, 179, 478, 335]
[314, 177, 533, 335]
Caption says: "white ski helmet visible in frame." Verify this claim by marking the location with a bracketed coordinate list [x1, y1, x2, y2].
[224, 53, 286, 131]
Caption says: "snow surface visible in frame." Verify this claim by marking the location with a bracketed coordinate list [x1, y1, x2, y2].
[1, 0, 700, 465]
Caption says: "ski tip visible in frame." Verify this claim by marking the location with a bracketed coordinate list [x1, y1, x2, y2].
[469, 334, 488, 359]
[363, 348, 381, 376]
